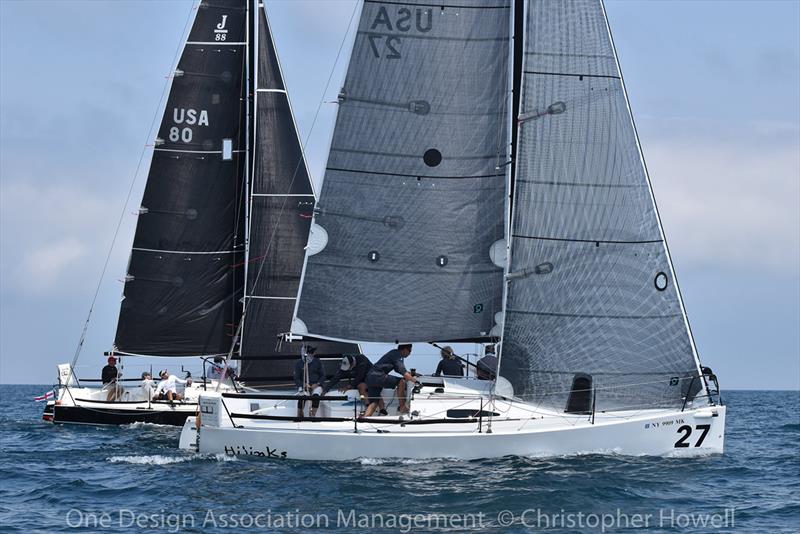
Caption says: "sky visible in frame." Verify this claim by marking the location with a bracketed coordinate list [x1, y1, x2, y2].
[1, 0, 798, 389]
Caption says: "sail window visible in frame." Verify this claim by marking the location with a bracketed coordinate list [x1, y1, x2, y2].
[423, 149, 442, 167]
[654, 272, 668, 291]
[534, 262, 553, 275]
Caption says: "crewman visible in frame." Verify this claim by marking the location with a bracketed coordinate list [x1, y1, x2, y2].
[101, 355, 122, 401]
[293, 346, 325, 418]
[154, 369, 191, 402]
[364, 344, 416, 416]
[433, 346, 465, 377]
[325, 353, 376, 414]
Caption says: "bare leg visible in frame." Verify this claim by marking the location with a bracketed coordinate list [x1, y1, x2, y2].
[167, 391, 174, 402]
[364, 401, 378, 417]
[397, 380, 408, 413]
[106, 387, 115, 402]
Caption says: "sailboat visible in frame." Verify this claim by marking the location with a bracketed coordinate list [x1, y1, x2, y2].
[180, 0, 725, 459]
[44, 0, 357, 425]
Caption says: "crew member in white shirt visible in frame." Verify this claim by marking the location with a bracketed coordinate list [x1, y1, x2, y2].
[154, 370, 192, 401]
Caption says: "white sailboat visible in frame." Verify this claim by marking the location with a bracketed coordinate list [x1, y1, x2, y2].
[44, 0, 357, 425]
[180, 0, 726, 459]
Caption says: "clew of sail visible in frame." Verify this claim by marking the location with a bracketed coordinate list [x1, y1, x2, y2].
[294, 0, 513, 344]
[114, 0, 248, 357]
[499, 0, 705, 411]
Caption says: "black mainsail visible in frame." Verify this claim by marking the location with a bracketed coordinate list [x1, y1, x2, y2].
[294, 0, 513, 343]
[498, 0, 704, 410]
[115, 0, 248, 356]
[115, 0, 357, 375]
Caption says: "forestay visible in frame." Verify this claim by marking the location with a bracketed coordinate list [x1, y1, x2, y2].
[115, 0, 247, 356]
[499, 0, 703, 411]
[294, 0, 512, 343]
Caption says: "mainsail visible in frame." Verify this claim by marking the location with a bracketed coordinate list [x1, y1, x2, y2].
[294, 0, 513, 343]
[237, 6, 358, 386]
[498, 0, 704, 410]
[115, 0, 248, 356]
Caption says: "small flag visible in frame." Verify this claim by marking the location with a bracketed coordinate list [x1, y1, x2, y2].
[34, 390, 55, 402]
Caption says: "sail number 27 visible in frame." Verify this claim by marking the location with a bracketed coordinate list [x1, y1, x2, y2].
[674, 424, 711, 448]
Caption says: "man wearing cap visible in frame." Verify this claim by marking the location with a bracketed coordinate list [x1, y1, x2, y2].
[102, 355, 122, 401]
[434, 346, 464, 377]
[153, 369, 191, 402]
[364, 344, 417, 416]
[324, 354, 375, 413]
[293, 346, 325, 418]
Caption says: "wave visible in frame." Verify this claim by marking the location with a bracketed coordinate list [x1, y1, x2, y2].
[107, 453, 235, 465]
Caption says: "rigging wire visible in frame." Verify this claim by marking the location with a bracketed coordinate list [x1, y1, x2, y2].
[66, 2, 198, 386]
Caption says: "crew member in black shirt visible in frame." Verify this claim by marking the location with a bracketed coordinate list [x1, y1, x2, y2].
[433, 346, 465, 377]
[364, 344, 416, 416]
[101, 355, 121, 401]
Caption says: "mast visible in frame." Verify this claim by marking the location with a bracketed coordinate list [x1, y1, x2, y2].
[239, 0, 256, 355]
[496, 0, 526, 385]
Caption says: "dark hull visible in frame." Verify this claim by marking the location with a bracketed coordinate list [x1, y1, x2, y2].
[48, 404, 194, 426]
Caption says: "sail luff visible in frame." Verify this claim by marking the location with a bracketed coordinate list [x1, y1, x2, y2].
[597, 0, 707, 394]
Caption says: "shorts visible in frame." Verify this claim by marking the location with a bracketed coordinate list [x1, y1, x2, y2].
[366, 375, 401, 404]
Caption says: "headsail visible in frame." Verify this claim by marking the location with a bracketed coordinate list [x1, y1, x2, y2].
[114, 0, 248, 356]
[237, 5, 359, 386]
[294, 0, 513, 343]
[499, 0, 704, 410]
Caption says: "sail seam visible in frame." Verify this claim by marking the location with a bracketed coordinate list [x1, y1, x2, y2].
[326, 166, 505, 180]
[364, 0, 509, 10]
[248, 295, 296, 300]
[186, 41, 246, 45]
[132, 247, 243, 255]
[359, 31, 507, 43]
[506, 310, 683, 320]
[154, 148, 245, 154]
[251, 193, 314, 197]
[256, 88, 287, 93]
[523, 70, 621, 80]
[519, 179, 644, 189]
[511, 234, 663, 245]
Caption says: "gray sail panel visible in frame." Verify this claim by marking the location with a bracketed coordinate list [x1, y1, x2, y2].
[499, 0, 701, 410]
[114, 0, 247, 356]
[295, 0, 512, 343]
[239, 6, 358, 383]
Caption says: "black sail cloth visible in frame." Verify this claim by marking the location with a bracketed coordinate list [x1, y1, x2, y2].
[114, 0, 247, 356]
[237, 7, 358, 386]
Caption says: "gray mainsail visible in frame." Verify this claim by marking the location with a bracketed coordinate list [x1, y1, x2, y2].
[498, 0, 704, 410]
[294, 0, 513, 343]
[238, 6, 358, 386]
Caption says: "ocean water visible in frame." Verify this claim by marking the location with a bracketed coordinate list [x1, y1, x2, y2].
[0, 386, 797, 533]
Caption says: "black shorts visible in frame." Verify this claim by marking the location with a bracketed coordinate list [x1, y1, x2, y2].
[366, 375, 401, 404]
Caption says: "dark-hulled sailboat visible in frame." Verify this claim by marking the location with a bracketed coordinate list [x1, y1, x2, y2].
[44, 0, 357, 426]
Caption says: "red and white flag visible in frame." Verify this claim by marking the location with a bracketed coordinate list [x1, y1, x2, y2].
[34, 390, 55, 402]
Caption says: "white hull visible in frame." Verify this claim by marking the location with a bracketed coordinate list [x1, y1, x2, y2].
[180, 378, 725, 461]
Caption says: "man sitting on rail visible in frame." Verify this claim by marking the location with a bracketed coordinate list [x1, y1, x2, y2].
[364, 344, 417, 417]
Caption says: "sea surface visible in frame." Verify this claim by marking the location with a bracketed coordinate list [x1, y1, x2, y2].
[0, 386, 797, 533]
